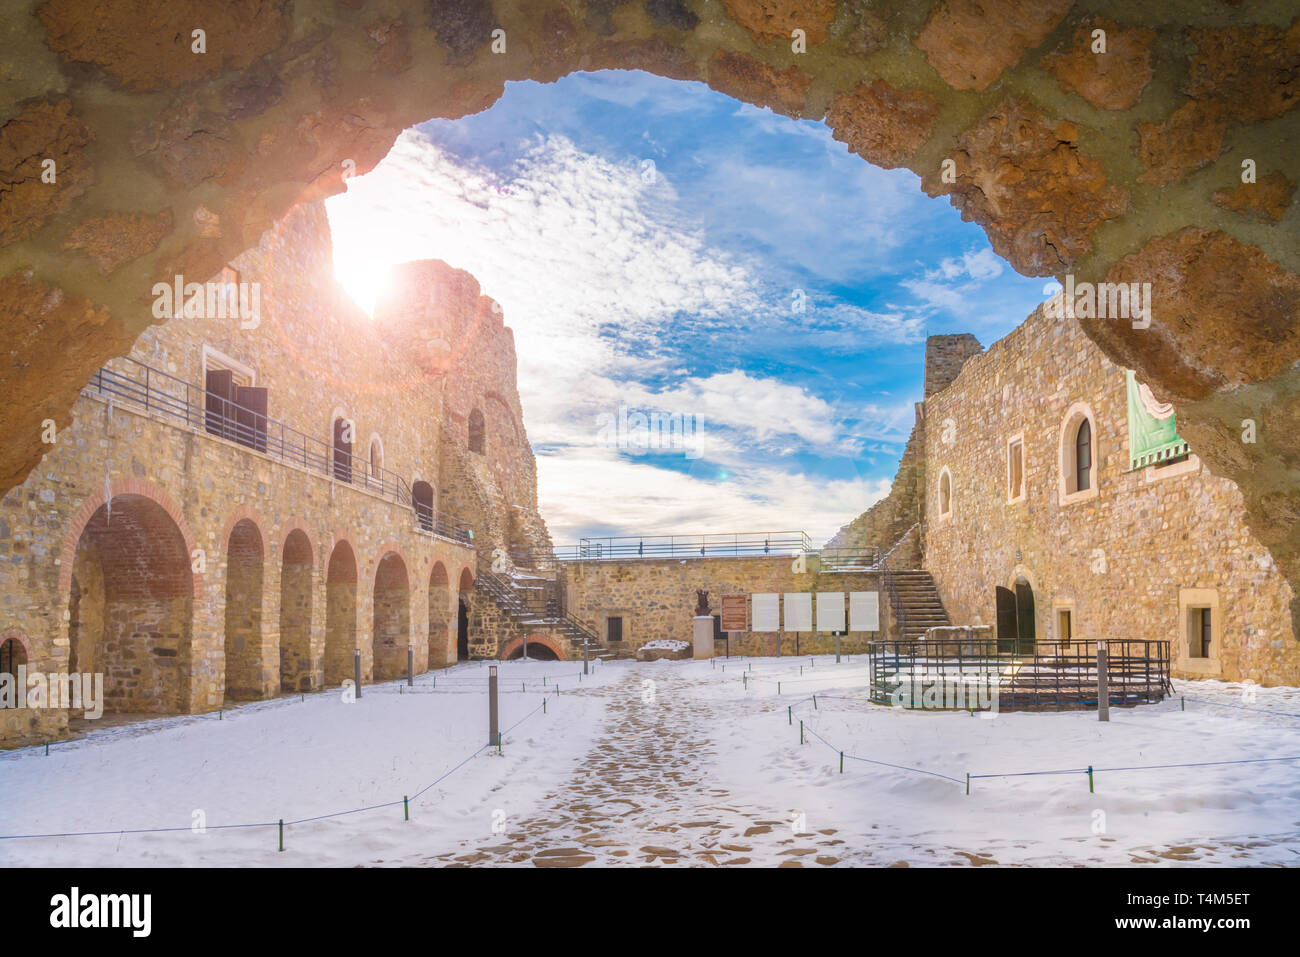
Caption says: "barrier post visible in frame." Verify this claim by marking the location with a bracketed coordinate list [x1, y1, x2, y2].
[278, 819, 284, 852]
[354, 649, 362, 699]
[407, 647, 414, 687]
[965, 773, 970, 795]
[800, 720, 804, 745]
[1087, 765, 1095, 793]
[404, 796, 409, 821]
[488, 665, 500, 748]
[840, 752, 844, 774]
[788, 705, 792, 725]
[1097, 642, 1110, 722]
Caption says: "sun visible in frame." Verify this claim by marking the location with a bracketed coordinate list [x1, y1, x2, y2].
[334, 259, 394, 318]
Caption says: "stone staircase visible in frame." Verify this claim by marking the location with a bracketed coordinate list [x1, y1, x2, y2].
[476, 567, 605, 659]
[888, 570, 950, 640]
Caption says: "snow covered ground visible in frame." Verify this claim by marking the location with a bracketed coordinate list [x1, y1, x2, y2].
[3, 656, 1298, 867]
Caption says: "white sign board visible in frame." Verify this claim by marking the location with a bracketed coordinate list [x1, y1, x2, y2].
[849, 591, 880, 632]
[816, 592, 846, 633]
[783, 592, 813, 632]
[752, 593, 780, 632]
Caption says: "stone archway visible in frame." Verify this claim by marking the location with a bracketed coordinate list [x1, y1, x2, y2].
[373, 551, 412, 680]
[325, 540, 359, 686]
[66, 493, 196, 715]
[3, 2, 1299, 619]
[280, 528, 316, 693]
[223, 518, 267, 702]
[500, 634, 567, 661]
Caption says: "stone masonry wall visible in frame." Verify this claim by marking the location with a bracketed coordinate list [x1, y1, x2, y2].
[561, 556, 885, 658]
[922, 306, 1298, 686]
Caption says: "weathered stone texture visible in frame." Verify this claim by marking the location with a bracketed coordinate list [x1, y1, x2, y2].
[1041, 17, 1156, 111]
[914, 0, 1074, 92]
[924, 98, 1130, 275]
[707, 50, 814, 118]
[721, 0, 837, 45]
[826, 80, 940, 169]
[1213, 170, 1296, 223]
[922, 310, 1297, 685]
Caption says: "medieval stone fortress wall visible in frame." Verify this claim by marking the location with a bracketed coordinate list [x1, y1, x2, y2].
[0, 202, 560, 746]
[922, 307, 1298, 686]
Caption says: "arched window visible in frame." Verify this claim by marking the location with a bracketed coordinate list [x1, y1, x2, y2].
[332, 416, 352, 483]
[468, 408, 485, 455]
[1, 636, 26, 707]
[1059, 403, 1098, 504]
[369, 437, 383, 478]
[1075, 418, 1092, 492]
[938, 467, 952, 518]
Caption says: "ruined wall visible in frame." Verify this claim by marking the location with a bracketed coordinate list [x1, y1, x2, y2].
[827, 335, 984, 555]
[561, 556, 883, 657]
[922, 306, 1298, 685]
[2, 0, 1298, 624]
[0, 204, 484, 746]
[374, 260, 553, 573]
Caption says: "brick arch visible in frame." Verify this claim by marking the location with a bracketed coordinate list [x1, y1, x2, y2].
[58, 478, 203, 599]
[220, 505, 271, 560]
[278, 518, 317, 566]
[0, 628, 30, 661]
[499, 634, 567, 661]
[371, 541, 411, 584]
[457, 563, 475, 592]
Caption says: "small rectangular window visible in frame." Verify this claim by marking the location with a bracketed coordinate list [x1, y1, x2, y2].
[607, 616, 623, 643]
[1008, 439, 1024, 501]
[1057, 609, 1072, 647]
[1191, 608, 1212, 658]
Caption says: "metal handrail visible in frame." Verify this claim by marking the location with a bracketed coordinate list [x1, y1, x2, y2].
[569, 531, 813, 561]
[84, 355, 473, 542]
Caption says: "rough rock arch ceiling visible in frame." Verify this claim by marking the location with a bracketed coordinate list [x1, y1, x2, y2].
[1, 0, 1296, 602]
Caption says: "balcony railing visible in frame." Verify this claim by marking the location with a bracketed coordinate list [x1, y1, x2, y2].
[83, 355, 473, 545]
[556, 531, 814, 562]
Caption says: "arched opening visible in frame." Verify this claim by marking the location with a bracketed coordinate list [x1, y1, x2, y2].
[1, 636, 27, 708]
[457, 597, 470, 661]
[457, 564, 478, 660]
[369, 436, 383, 478]
[279, 529, 314, 693]
[67, 495, 194, 714]
[223, 519, 265, 702]
[468, 408, 485, 455]
[325, 541, 357, 686]
[373, 552, 411, 680]
[428, 561, 450, 667]
[938, 467, 952, 518]
[1059, 404, 1098, 503]
[456, 567, 475, 661]
[332, 416, 352, 483]
[506, 642, 557, 661]
[413, 480, 434, 532]
[1074, 418, 1092, 492]
[994, 579, 1037, 656]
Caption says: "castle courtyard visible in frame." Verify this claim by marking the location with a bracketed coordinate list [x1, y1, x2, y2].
[4, 656, 1297, 868]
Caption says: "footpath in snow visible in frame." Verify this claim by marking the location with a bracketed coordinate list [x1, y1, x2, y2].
[3, 656, 1298, 867]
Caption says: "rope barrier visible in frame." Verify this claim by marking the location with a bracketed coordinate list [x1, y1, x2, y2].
[0, 693, 554, 843]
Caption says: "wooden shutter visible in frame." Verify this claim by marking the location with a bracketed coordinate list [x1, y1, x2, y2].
[235, 386, 268, 452]
[205, 369, 234, 439]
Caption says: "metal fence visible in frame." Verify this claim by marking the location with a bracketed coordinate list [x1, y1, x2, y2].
[868, 638, 1172, 712]
[84, 355, 473, 545]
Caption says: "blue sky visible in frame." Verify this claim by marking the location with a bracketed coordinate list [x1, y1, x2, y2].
[325, 70, 1050, 546]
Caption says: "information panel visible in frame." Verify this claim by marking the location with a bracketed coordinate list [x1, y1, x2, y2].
[849, 591, 880, 632]
[783, 592, 813, 632]
[752, 593, 780, 632]
[720, 594, 748, 632]
[816, 592, 846, 633]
